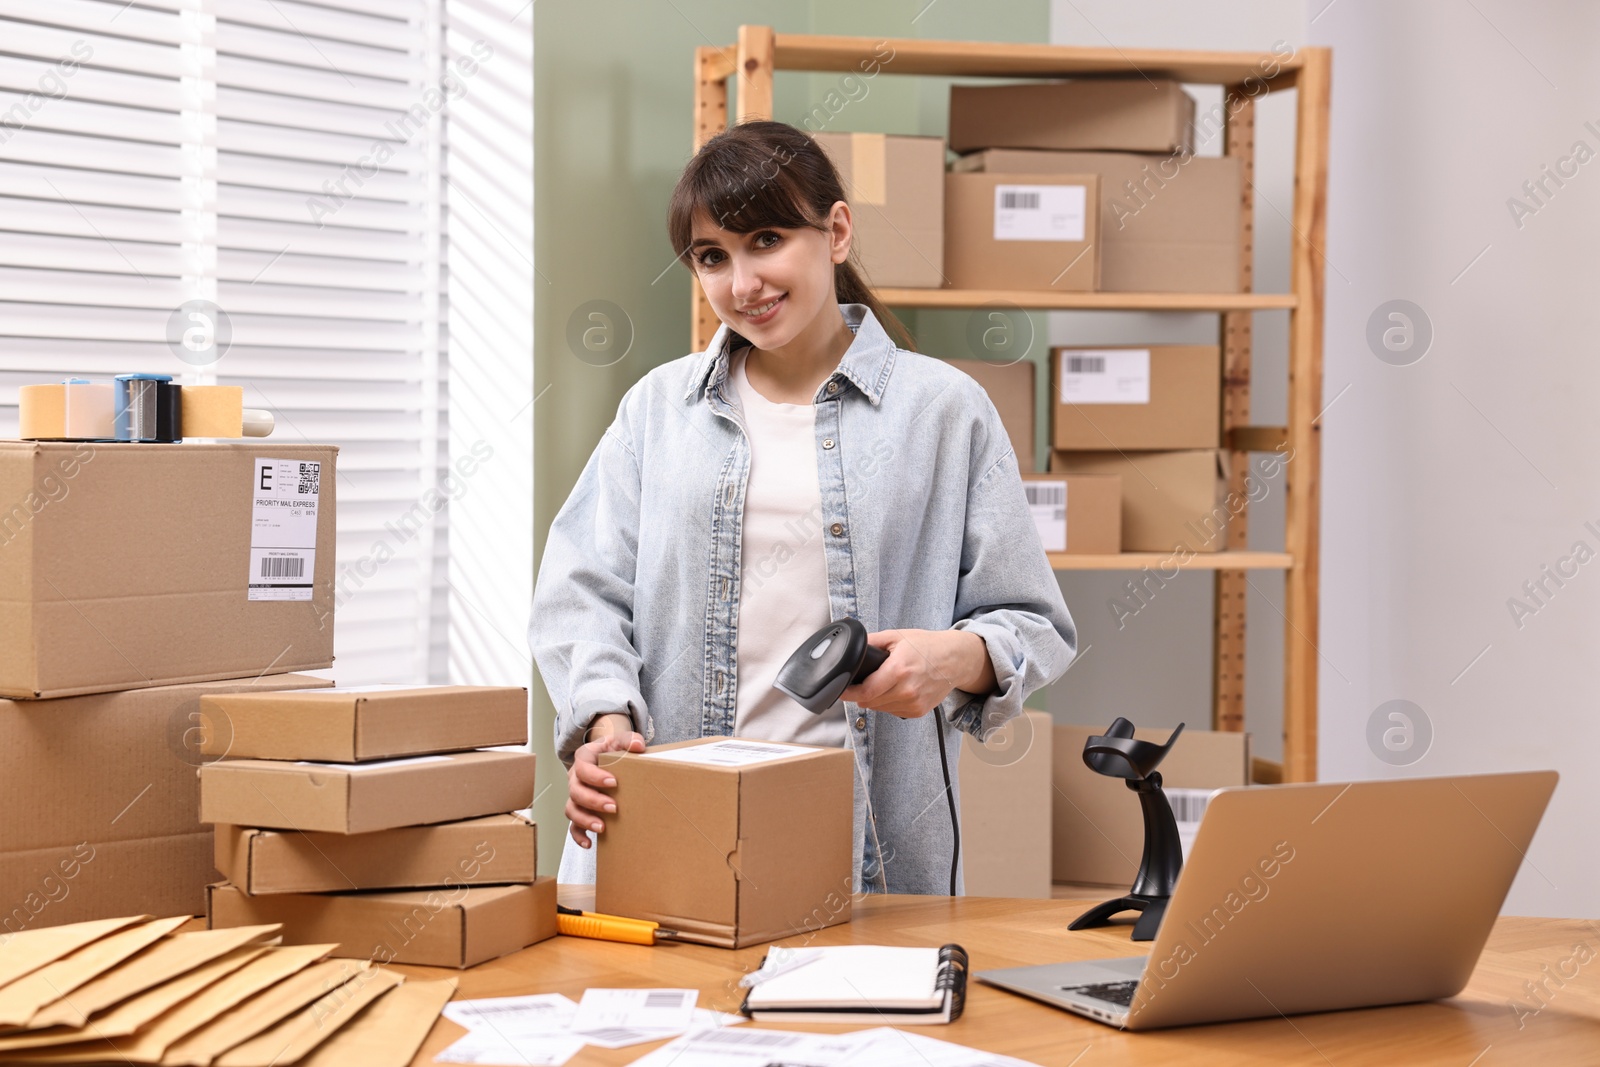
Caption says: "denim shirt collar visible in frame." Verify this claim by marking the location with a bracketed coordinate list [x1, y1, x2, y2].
[683, 303, 897, 407]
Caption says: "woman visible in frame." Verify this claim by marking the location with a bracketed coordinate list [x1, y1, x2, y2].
[529, 119, 1075, 896]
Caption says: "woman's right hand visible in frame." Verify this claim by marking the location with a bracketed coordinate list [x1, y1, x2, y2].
[565, 712, 646, 848]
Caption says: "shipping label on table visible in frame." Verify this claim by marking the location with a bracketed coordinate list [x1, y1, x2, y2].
[1024, 480, 1068, 553]
[1059, 349, 1151, 404]
[249, 458, 320, 601]
[993, 183, 1087, 241]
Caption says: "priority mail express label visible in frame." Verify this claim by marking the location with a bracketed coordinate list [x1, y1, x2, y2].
[249, 458, 320, 601]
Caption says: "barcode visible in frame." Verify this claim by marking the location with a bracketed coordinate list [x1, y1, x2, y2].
[697, 1030, 803, 1048]
[1169, 789, 1215, 824]
[1067, 355, 1106, 374]
[297, 462, 320, 495]
[1024, 483, 1065, 508]
[999, 190, 1040, 210]
[643, 991, 687, 1010]
[260, 556, 305, 578]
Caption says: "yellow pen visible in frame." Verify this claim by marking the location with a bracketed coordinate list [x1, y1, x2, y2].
[556, 906, 685, 945]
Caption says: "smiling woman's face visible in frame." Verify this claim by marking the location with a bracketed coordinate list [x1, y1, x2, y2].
[687, 203, 852, 350]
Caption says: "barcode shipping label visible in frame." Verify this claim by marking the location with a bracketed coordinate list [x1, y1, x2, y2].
[1023, 480, 1068, 553]
[1059, 348, 1151, 405]
[993, 183, 1087, 242]
[249, 458, 320, 601]
[1169, 787, 1222, 860]
[644, 739, 808, 767]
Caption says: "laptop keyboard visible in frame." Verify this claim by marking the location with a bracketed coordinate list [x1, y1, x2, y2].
[1061, 980, 1139, 1008]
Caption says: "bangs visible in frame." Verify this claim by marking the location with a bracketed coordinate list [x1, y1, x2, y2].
[668, 123, 840, 261]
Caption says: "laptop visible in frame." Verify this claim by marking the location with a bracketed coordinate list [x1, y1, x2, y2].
[977, 770, 1557, 1030]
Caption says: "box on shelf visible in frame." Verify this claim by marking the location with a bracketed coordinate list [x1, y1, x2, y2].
[944, 172, 1100, 291]
[198, 685, 529, 763]
[950, 78, 1195, 154]
[953, 149, 1241, 292]
[214, 814, 537, 896]
[208, 877, 558, 968]
[959, 710, 1053, 898]
[0, 442, 338, 699]
[812, 132, 945, 288]
[944, 358, 1036, 471]
[1049, 449, 1230, 554]
[0, 673, 331, 930]
[199, 749, 536, 835]
[1052, 724, 1249, 886]
[1019, 472, 1121, 555]
[596, 738, 853, 948]
[1051, 345, 1221, 451]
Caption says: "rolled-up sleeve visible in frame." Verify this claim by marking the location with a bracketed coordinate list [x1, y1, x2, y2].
[529, 420, 655, 768]
[938, 447, 1077, 742]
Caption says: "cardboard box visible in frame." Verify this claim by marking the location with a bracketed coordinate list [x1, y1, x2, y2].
[0, 673, 331, 932]
[1050, 449, 1230, 553]
[944, 358, 1036, 471]
[1052, 724, 1249, 886]
[0, 442, 338, 699]
[197, 685, 529, 762]
[596, 738, 853, 948]
[953, 149, 1241, 292]
[949, 78, 1195, 154]
[812, 132, 945, 288]
[958, 711, 1053, 898]
[1051, 345, 1221, 451]
[215, 814, 537, 895]
[199, 749, 536, 834]
[1020, 473, 1121, 554]
[207, 877, 557, 968]
[944, 172, 1100, 291]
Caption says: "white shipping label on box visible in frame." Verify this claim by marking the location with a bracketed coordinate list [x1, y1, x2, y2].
[993, 184, 1087, 242]
[1059, 349, 1151, 405]
[1023, 480, 1067, 553]
[1169, 787, 1223, 860]
[249, 458, 321, 601]
[294, 755, 451, 772]
[644, 740, 807, 767]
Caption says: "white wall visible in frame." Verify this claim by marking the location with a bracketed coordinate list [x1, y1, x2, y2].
[1312, 1, 1600, 917]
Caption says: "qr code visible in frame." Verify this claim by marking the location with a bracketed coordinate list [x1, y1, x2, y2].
[297, 462, 320, 495]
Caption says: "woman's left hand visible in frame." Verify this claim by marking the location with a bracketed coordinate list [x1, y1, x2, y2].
[839, 628, 997, 719]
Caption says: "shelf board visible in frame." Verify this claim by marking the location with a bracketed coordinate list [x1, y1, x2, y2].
[1049, 551, 1292, 571]
[877, 289, 1296, 312]
[771, 33, 1298, 85]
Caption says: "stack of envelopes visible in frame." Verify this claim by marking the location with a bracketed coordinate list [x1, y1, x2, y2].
[0, 914, 456, 1066]
[195, 685, 558, 968]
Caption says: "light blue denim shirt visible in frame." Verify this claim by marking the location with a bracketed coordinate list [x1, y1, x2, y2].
[529, 304, 1076, 895]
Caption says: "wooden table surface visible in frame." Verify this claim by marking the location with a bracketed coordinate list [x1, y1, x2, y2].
[390, 888, 1600, 1066]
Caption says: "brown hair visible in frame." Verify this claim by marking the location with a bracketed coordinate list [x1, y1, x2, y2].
[668, 119, 914, 351]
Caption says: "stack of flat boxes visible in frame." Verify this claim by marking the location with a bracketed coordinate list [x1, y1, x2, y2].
[198, 686, 556, 969]
[0, 443, 338, 933]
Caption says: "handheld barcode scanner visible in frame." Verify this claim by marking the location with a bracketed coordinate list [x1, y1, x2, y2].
[775, 618, 961, 896]
[774, 618, 888, 712]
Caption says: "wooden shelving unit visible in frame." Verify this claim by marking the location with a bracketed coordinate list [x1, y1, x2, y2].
[691, 27, 1329, 783]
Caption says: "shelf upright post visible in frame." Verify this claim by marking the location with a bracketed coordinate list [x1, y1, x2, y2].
[690, 46, 735, 353]
[1283, 48, 1331, 783]
[1213, 83, 1257, 739]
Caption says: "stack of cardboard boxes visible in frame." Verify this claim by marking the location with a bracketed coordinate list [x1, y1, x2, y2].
[197, 685, 556, 968]
[0, 442, 337, 932]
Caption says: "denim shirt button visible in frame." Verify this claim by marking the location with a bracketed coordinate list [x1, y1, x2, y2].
[822, 438, 835, 450]
[830, 522, 844, 536]
[826, 381, 839, 394]
[855, 716, 866, 730]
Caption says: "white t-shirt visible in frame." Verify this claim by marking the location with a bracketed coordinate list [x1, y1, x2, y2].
[728, 347, 846, 747]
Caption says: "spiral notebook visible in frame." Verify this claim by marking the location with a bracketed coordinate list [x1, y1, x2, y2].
[739, 944, 968, 1024]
